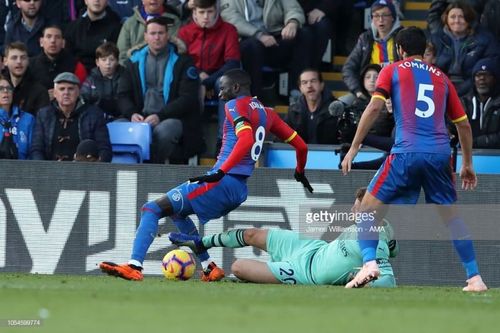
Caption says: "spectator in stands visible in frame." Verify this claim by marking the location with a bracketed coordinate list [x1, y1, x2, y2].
[0, 74, 34, 159]
[117, 16, 204, 164]
[2, 42, 50, 115]
[117, 0, 182, 64]
[74, 138, 100, 161]
[286, 69, 339, 144]
[220, 0, 314, 100]
[459, 58, 500, 148]
[64, 0, 122, 72]
[335, 64, 394, 170]
[178, 0, 240, 142]
[29, 25, 87, 101]
[297, 0, 336, 70]
[108, 0, 142, 22]
[30, 72, 112, 161]
[81, 42, 124, 121]
[41, 0, 85, 28]
[342, 0, 402, 100]
[427, 0, 487, 34]
[4, 0, 52, 56]
[430, 1, 500, 96]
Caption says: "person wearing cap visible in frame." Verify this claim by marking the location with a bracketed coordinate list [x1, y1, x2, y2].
[30, 71, 112, 161]
[117, 0, 182, 64]
[342, 0, 403, 100]
[457, 58, 500, 148]
[74, 138, 100, 161]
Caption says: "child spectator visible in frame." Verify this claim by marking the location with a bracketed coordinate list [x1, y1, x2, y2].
[81, 42, 125, 121]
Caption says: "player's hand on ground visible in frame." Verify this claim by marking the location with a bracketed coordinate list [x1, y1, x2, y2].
[341, 147, 359, 176]
[294, 169, 314, 193]
[189, 169, 225, 184]
[460, 165, 477, 190]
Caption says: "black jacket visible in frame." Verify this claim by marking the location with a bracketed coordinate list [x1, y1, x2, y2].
[2, 69, 50, 116]
[286, 90, 339, 144]
[30, 100, 112, 161]
[29, 49, 85, 90]
[81, 66, 125, 119]
[461, 93, 500, 148]
[64, 7, 122, 71]
[118, 46, 205, 158]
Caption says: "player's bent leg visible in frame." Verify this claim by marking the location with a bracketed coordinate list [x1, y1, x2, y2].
[231, 259, 280, 284]
[243, 228, 269, 251]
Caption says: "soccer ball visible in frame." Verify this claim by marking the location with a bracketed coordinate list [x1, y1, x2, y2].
[161, 249, 196, 280]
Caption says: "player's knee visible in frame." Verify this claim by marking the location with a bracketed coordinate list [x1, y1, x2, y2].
[141, 201, 164, 218]
[243, 228, 260, 245]
[231, 260, 245, 278]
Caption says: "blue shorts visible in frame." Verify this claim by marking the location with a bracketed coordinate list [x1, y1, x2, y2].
[368, 152, 456, 204]
[166, 174, 248, 224]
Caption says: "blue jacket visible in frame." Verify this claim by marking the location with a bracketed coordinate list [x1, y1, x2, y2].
[431, 27, 500, 96]
[0, 106, 35, 159]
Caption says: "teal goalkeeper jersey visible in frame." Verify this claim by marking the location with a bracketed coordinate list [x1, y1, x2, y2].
[310, 225, 395, 286]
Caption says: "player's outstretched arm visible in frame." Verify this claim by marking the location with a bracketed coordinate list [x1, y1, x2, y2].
[454, 119, 477, 190]
[267, 109, 313, 193]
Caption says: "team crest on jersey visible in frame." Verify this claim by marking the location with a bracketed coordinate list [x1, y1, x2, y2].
[171, 191, 182, 202]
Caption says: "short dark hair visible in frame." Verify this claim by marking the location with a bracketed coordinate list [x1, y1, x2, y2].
[193, 0, 217, 8]
[298, 68, 323, 86]
[394, 26, 427, 57]
[441, 1, 476, 34]
[145, 16, 174, 32]
[42, 25, 63, 37]
[224, 68, 251, 88]
[4, 42, 28, 57]
[96, 42, 119, 59]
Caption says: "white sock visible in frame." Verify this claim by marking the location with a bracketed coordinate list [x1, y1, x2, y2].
[201, 260, 212, 271]
[128, 259, 143, 268]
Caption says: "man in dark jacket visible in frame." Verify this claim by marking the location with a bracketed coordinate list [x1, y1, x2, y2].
[286, 69, 339, 144]
[30, 72, 112, 161]
[3, 0, 52, 56]
[64, 0, 122, 72]
[2, 41, 50, 115]
[460, 58, 500, 148]
[29, 25, 88, 100]
[118, 16, 204, 163]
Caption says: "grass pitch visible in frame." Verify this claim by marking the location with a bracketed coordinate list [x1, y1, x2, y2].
[0, 273, 498, 333]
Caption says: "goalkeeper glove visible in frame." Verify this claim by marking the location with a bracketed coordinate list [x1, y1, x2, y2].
[294, 170, 314, 193]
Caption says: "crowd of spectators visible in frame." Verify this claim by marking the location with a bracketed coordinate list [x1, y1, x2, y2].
[0, 0, 499, 165]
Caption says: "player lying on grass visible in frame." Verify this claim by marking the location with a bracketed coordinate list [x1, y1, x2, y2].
[170, 188, 398, 287]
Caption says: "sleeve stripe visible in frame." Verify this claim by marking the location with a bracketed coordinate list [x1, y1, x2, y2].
[451, 115, 468, 123]
[284, 131, 297, 143]
[235, 125, 252, 135]
[372, 94, 386, 102]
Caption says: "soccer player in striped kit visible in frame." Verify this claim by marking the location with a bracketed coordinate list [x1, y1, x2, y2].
[341, 27, 487, 292]
[100, 69, 313, 282]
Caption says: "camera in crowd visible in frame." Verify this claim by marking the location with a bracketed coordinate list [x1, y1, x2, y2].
[328, 100, 362, 143]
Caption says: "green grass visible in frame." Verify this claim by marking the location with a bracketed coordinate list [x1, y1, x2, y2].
[0, 274, 498, 333]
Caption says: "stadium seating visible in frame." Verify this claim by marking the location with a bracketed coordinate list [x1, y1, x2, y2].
[106, 122, 152, 163]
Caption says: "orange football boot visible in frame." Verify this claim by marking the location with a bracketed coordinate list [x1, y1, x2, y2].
[100, 262, 143, 281]
[201, 262, 225, 282]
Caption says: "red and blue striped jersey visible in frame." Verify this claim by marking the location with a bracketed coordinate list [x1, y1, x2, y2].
[213, 96, 297, 176]
[373, 57, 467, 154]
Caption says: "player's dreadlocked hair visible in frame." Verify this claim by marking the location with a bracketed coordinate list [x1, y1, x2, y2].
[224, 68, 252, 89]
[355, 187, 367, 201]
